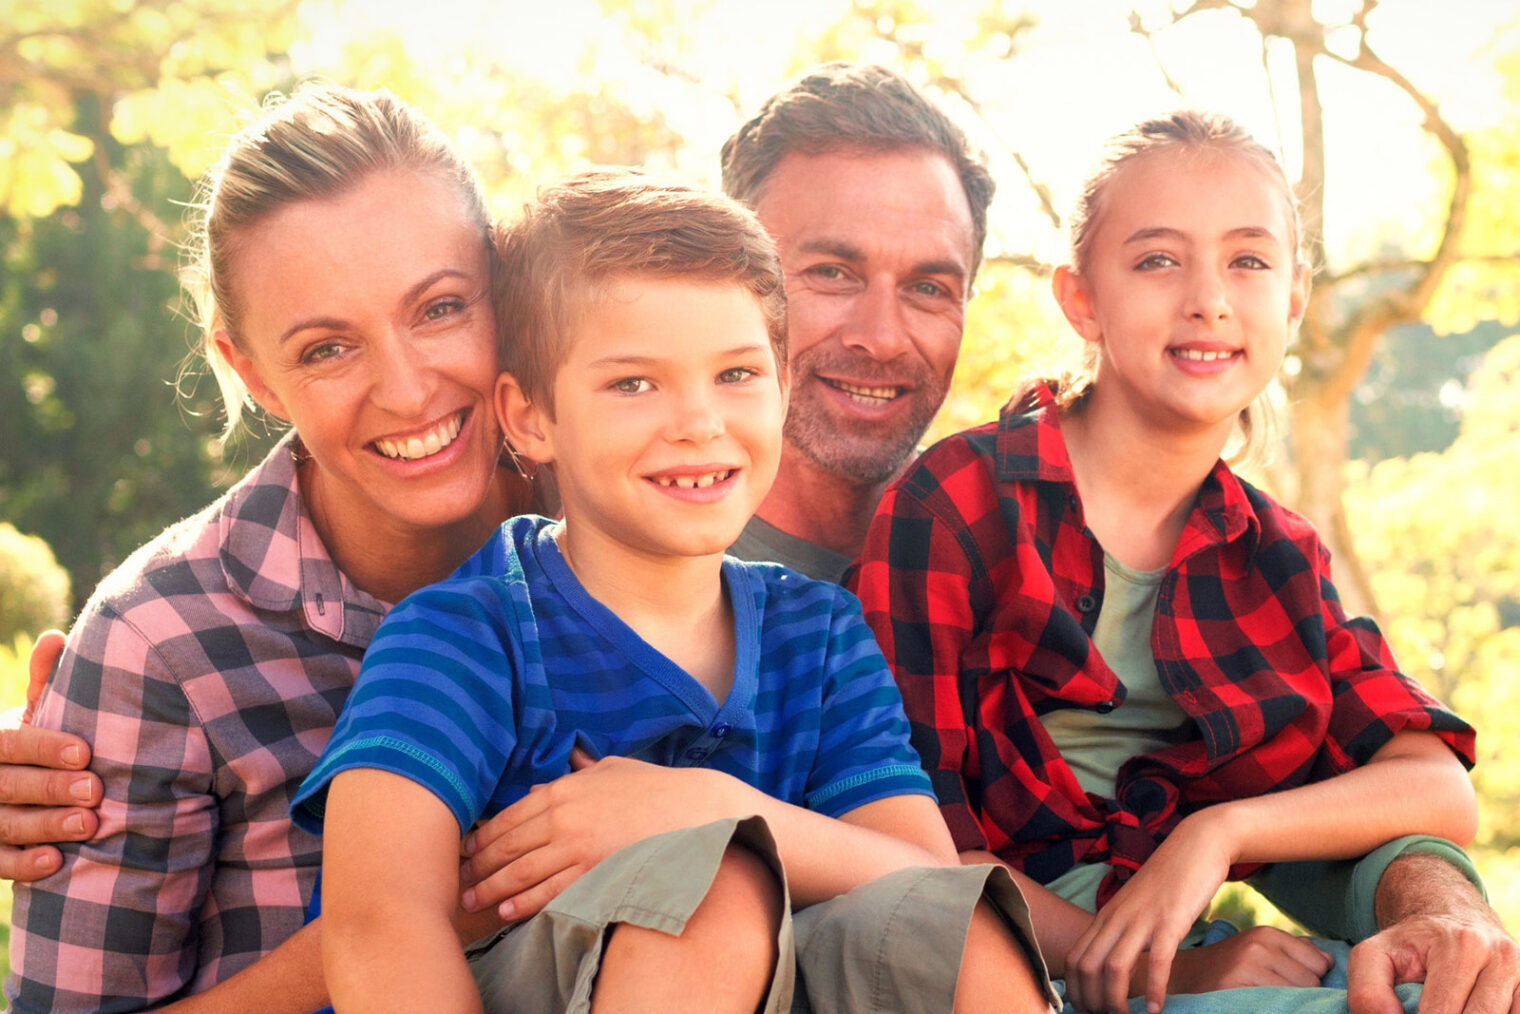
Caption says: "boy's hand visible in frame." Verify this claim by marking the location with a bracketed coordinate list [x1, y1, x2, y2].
[458, 753, 734, 921]
[1064, 812, 1236, 1014]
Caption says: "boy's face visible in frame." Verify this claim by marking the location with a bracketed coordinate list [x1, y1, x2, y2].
[497, 275, 786, 565]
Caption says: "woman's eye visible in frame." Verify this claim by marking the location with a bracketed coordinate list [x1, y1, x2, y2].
[302, 341, 344, 364]
[423, 298, 465, 321]
[611, 377, 650, 394]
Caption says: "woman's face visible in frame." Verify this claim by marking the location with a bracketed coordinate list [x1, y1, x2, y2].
[218, 168, 503, 540]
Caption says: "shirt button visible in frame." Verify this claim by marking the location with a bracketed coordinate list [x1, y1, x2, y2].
[685, 747, 708, 761]
[1075, 594, 1098, 613]
[1095, 699, 1117, 714]
[712, 723, 731, 738]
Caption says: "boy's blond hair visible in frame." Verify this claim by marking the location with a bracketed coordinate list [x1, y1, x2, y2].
[494, 168, 787, 415]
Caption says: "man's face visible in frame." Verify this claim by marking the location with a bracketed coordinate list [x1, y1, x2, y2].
[753, 147, 976, 486]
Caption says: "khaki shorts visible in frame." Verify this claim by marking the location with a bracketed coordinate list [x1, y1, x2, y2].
[467, 816, 1051, 1013]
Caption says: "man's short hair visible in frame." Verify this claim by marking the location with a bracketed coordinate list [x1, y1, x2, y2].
[494, 168, 788, 414]
[720, 61, 995, 275]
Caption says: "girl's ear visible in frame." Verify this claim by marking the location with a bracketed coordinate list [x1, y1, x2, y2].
[1289, 263, 1311, 326]
[1053, 266, 1102, 344]
[495, 373, 554, 465]
[214, 331, 290, 422]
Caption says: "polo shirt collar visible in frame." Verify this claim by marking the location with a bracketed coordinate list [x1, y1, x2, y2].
[217, 433, 385, 648]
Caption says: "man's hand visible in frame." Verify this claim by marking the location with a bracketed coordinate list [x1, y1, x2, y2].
[1347, 851, 1520, 1014]
[458, 751, 730, 921]
[0, 630, 101, 881]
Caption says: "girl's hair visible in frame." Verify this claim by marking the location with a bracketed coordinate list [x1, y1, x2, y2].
[182, 83, 490, 437]
[1054, 110, 1304, 464]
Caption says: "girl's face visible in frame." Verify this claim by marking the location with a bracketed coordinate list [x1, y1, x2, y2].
[1056, 149, 1307, 440]
[217, 168, 503, 542]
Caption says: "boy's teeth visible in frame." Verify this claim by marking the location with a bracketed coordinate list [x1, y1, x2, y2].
[656, 469, 732, 489]
[376, 412, 464, 461]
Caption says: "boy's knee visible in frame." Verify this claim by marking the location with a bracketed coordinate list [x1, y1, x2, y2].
[699, 842, 785, 944]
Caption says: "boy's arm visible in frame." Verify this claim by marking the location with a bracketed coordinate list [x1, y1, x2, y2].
[462, 755, 956, 917]
[1065, 729, 1477, 1014]
[323, 768, 481, 1014]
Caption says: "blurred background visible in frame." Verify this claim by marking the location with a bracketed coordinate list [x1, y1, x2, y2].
[2, 0, 1517, 957]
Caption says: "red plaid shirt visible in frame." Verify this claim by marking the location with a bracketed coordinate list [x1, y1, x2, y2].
[851, 384, 1475, 905]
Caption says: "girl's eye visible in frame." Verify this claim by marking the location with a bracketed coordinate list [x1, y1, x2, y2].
[1135, 253, 1178, 271]
[611, 377, 650, 394]
[1232, 254, 1270, 270]
[718, 367, 759, 384]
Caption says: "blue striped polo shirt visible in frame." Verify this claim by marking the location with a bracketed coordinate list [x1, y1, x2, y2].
[292, 514, 931, 836]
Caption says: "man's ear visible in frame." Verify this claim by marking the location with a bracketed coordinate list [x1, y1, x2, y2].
[1052, 266, 1102, 345]
[495, 373, 554, 465]
[213, 331, 290, 422]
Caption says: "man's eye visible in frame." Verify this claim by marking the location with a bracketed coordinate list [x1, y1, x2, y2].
[911, 281, 945, 297]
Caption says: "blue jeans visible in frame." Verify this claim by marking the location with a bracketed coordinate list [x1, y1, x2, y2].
[1054, 921, 1423, 1014]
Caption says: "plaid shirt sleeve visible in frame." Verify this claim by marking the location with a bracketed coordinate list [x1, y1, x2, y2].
[1306, 535, 1476, 773]
[853, 458, 992, 853]
[8, 604, 218, 1014]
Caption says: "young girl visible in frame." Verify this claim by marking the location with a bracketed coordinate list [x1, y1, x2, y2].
[851, 111, 1478, 1014]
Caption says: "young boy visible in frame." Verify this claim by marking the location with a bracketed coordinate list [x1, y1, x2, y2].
[291, 170, 1055, 1013]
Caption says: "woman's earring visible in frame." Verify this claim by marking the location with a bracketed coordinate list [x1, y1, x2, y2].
[501, 439, 533, 479]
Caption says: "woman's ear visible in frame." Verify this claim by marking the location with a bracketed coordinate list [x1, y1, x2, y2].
[494, 373, 554, 465]
[1053, 265, 1102, 345]
[213, 331, 290, 421]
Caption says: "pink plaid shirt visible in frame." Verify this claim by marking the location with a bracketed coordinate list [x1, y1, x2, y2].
[7, 436, 386, 1012]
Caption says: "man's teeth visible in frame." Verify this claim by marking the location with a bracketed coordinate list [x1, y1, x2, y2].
[827, 379, 901, 403]
[375, 413, 464, 461]
[653, 470, 734, 489]
[1173, 349, 1237, 362]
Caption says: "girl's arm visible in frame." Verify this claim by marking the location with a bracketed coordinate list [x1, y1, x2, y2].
[322, 768, 480, 1014]
[1065, 729, 1476, 1014]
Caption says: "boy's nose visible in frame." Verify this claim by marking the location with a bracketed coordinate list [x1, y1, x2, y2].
[666, 389, 725, 443]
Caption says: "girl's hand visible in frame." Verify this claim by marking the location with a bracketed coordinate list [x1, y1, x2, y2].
[1163, 927, 1333, 995]
[457, 752, 735, 921]
[1064, 811, 1237, 1014]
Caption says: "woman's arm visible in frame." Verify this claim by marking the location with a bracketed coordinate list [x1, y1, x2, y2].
[1065, 729, 1476, 1014]
[322, 768, 481, 1014]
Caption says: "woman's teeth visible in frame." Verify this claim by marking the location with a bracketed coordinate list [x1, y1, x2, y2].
[375, 412, 464, 461]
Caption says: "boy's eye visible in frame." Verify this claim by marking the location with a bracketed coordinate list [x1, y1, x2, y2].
[717, 366, 758, 384]
[611, 377, 651, 394]
[1135, 253, 1178, 271]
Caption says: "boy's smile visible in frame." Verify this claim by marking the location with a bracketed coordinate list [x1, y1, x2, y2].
[499, 275, 786, 570]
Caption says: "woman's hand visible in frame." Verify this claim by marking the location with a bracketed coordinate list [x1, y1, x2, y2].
[1064, 810, 1238, 1014]
[0, 630, 101, 881]
[458, 751, 737, 921]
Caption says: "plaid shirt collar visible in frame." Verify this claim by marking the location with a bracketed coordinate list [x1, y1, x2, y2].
[218, 433, 385, 649]
[994, 382, 1263, 566]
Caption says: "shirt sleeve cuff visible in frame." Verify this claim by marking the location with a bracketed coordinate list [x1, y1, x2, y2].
[1345, 835, 1487, 942]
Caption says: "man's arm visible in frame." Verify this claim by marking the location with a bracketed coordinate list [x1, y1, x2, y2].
[0, 630, 101, 881]
[1347, 851, 1520, 1014]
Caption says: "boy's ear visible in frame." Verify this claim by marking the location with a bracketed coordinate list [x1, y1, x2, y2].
[214, 331, 290, 421]
[1052, 266, 1102, 345]
[494, 373, 554, 464]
